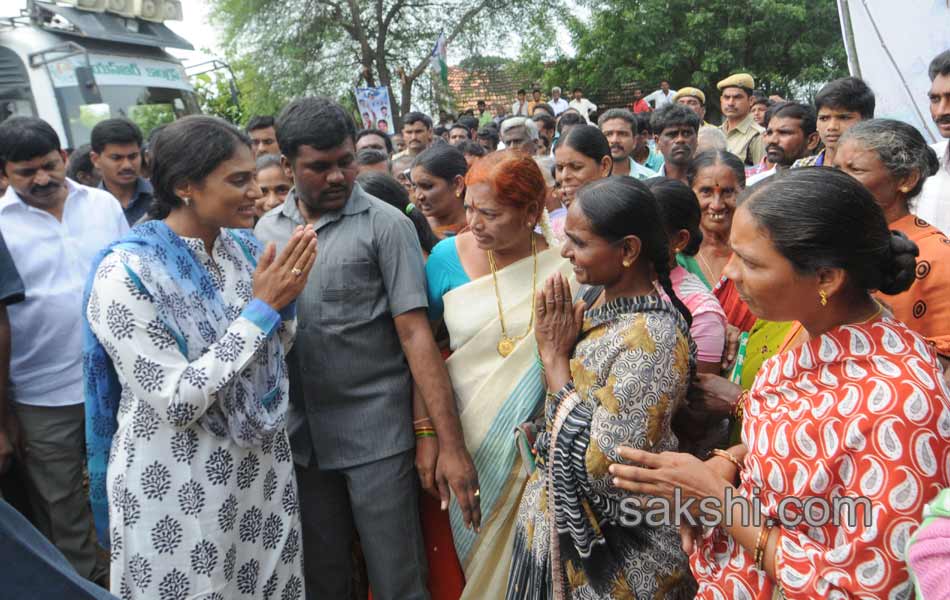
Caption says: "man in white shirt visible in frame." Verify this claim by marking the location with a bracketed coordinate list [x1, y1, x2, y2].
[644, 79, 677, 109]
[913, 50, 950, 235]
[549, 87, 570, 116]
[0, 117, 128, 584]
[569, 87, 598, 123]
[511, 89, 530, 117]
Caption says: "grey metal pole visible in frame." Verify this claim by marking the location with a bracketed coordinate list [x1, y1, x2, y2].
[838, 0, 863, 79]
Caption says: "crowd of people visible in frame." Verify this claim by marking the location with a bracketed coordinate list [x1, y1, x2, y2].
[0, 47, 949, 600]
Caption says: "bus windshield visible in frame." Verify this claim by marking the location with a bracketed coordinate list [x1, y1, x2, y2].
[55, 84, 200, 148]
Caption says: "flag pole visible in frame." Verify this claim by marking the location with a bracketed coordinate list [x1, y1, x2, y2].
[837, 0, 863, 79]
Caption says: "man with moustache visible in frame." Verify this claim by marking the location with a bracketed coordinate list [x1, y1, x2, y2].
[246, 114, 281, 157]
[0, 117, 126, 585]
[254, 97, 479, 600]
[717, 73, 765, 166]
[597, 108, 657, 179]
[392, 112, 434, 160]
[747, 102, 819, 185]
[448, 123, 471, 146]
[90, 118, 153, 225]
[477, 125, 500, 153]
[672, 87, 715, 129]
[911, 49, 950, 235]
[500, 116, 540, 155]
[651, 104, 699, 183]
[532, 113, 556, 153]
[356, 128, 394, 155]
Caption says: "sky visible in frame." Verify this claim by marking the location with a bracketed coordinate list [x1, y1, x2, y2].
[8, 0, 581, 68]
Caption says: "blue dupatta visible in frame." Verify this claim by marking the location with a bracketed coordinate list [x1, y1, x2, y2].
[82, 221, 287, 548]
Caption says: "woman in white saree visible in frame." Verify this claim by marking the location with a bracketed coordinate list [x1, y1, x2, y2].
[424, 150, 575, 599]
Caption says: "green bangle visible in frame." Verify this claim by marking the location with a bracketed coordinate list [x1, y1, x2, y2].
[415, 431, 437, 438]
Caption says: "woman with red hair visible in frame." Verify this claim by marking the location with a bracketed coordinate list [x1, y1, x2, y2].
[425, 150, 573, 599]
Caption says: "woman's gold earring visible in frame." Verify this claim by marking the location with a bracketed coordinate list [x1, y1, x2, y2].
[819, 290, 828, 306]
[622, 260, 632, 268]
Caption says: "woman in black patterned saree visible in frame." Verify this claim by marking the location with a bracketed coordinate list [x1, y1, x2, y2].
[506, 177, 697, 599]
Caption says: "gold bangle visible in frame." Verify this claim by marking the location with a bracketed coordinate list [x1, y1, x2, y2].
[709, 448, 744, 474]
[734, 390, 747, 421]
[754, 522, 773, 571]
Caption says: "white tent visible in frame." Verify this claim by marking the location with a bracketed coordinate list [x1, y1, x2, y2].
[837, 0, 950, 143]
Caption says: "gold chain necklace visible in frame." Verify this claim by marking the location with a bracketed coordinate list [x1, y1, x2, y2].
[858, 299, 885, 324]
[488, 236, 538, 357]
[697, 248, 720, 284]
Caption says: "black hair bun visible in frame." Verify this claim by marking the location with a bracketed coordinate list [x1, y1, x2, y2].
[924, 145, 940, 178]
[683, 227, 703, 256]
[878, 230, 919, 295]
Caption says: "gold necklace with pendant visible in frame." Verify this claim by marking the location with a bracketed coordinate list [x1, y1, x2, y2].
[488, 235, 538, 357]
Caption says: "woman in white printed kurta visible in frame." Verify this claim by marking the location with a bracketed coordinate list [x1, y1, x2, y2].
[87, 231, 304, 600]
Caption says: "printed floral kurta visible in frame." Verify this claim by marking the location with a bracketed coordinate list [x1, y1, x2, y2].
[692, 316, 950, 599]
[507, 295, 698, 599]
[87, 234, 303, 600]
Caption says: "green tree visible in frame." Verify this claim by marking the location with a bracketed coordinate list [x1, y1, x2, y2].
[533, 0, 847, 119]
[192, 72, 244, 124]
[208, 0, 556, 122]
[190, 58, 292, 127]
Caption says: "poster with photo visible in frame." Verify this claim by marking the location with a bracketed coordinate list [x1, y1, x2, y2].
[354, 87, 395, 134]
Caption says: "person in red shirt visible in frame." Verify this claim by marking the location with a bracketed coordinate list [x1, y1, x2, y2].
[629, 86, 652, 113]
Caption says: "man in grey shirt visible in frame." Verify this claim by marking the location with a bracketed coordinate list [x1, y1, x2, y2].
[255, 97, 479, 600]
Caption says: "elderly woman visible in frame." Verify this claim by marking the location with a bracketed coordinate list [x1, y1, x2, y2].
[83, 116, 316, 598]
[833, 118, 948, 361]
[507, 177, 697, 599]
[684, 150, 756, 332]
[610, 168, 950, 599]
[425, 150, 570, 600]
